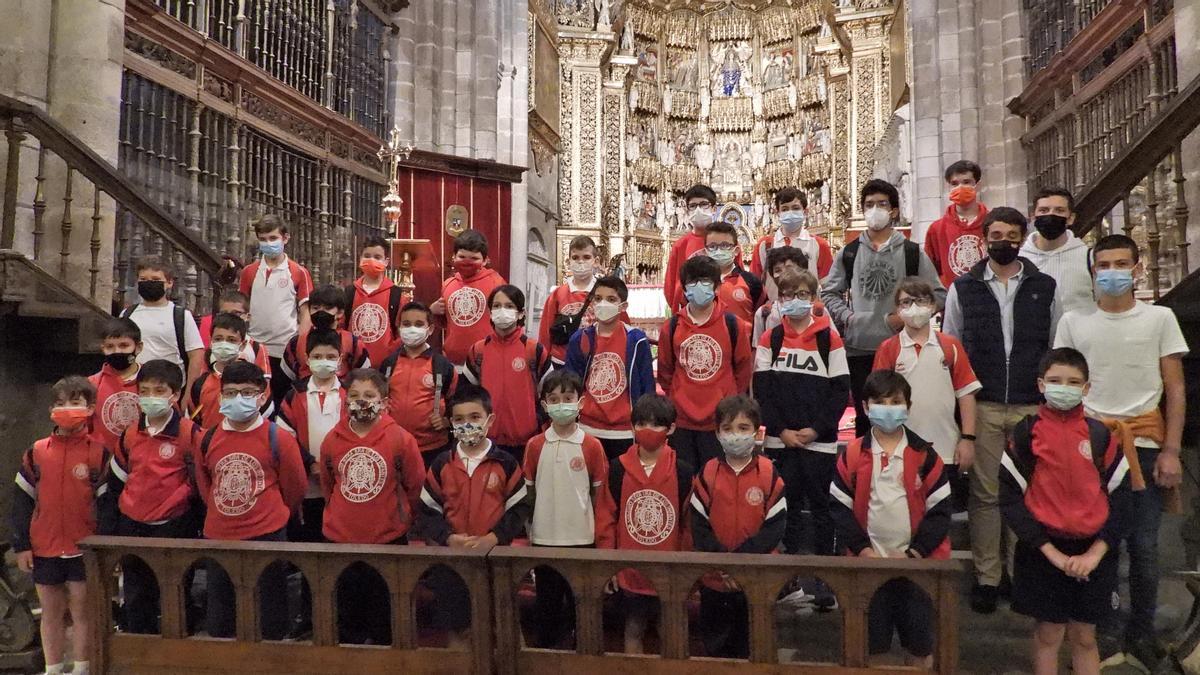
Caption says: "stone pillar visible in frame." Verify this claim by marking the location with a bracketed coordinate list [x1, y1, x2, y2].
[507, 5, 530, 291]
[604, 54, 636, 261]
[1177, 0, 1200, 256]
[392, 1, 417, 144]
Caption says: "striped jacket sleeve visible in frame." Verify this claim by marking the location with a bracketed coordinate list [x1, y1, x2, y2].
[418, 458, 452, 545]
[829, 446, 870, 555]
[688, 471, 724, 552]
[909, 451, 952, 557]
[999, 419, 1049, 547]
[10, 448, 38, 552]
[490, 457, 531, 545]
[732, 464, 787, 554]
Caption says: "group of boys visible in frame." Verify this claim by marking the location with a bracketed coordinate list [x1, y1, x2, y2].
[10, 161, 1188, 673]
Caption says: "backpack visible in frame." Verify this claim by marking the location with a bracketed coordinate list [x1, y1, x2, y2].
[343, 283, 405, 335]
[842, 238, 920, 290]
[734, 267, 764, 307]
[548, 285, 594, 346]
[843, 430, 938, 491]
[1011, 415, 1111, 475]
[200, 421, 281, 467]
[768, 324, 831, 371]
[122, 303, 188, 374]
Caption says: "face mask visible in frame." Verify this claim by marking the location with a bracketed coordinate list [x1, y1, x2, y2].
[867, 404, 909, 433]
[593, 301, 621, 322]
[137, 280, 166, 302]
[635, 427, 669, 452]
[706, 247, 736, 267]
[568, 260, 594, 279]
[400, 326, 429, 348]
[864, 207, 892, 231]
[311, 310, 337, 331]
[1043, 383, 1084, 411]
[1033, 214, 1068, 241]
[684, 282, 715, 308]
[360, 258, 387, 276]
[309, 358, 339, 378]
[348, 399, 384, 423]
[452, 421, 488, 446]
[779, 210, 806, 234]
[453, 259, 482, 278]
[210, 341, 242, 363]
[544, 401, 580, 425]
[491, 307, 519, 330]
[719, 432, 756, 458]
[987, 241, 1020, 266]
[139, 396, 173, 418]
[689, 207, 714, 228]
[1095, 268, 1134, 297]
[948, 185, 977, 207]
[779, 298, 812, 318]
[50, 406, 91, 429]
[899, 304, 933, 329]
[104, 352, 137, 371]
[219, 394, 261, 423]
[259, 240, 284, 258]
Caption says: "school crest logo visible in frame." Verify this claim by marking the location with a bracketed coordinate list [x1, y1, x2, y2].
[948, 234, 984, 276]
[587, 352, 626, 404]
[273, 275, 291, 290]
[733, 288, 747, 302]
[338, 447, 388, 503]
[569, 456, 585, 472]
[679, 334, 722, 382]
[625, 489, 675, 546]
[212, 452, 266, 516]
[1078, 440, 1093, 460]
[101, 391, 140, 436]
[448, 287, 486, 327]
[512, 357, 527, 372]
[350, 303, 389, 343]
[421, 373, 436, 389]
[745, 486, 764, 506]
[72, 463, 89, 480]
[486, 471, 502, 492]
[158, 443, 176, 460]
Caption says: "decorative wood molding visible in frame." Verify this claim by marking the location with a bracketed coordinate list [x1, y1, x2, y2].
[402, 149, 526, 184]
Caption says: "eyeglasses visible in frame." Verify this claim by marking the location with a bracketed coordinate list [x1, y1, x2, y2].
[897, 297, 933, 309]
[220, 388, 262, 399]
[779, 291, 814, 301]
[706, 243, 737, 252]
[688, 203, 713, 210]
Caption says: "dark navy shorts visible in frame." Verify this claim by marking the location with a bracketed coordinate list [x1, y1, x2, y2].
[32, 555, 86, 586]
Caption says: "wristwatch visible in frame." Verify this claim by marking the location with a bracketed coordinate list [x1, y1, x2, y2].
[960, 434, 976, 441]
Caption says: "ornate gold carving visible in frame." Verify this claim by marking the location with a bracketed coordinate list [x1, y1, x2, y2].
[240, 90, 325, 147]
[202, 71, 235, 103]
[579, 70, 601, 222]
[762, 87, 793, 119]
[757, 8, 795, 45]
[665, 11, 701, 47]
[709, 97, 754, 131]
[707, 7, 753, 41]
[559, 61, 575, 219]
[665, 89, 701, 119]
[631, 157, 663, 190]
[665, 164, 702, 192]
[627, 4, 664, 38]
[125, 31, 196, 79]
[602, 90, 623, 236]
[854, 56, 877, 192]
[632, 81, 662, 112]
[558, 0, 594, 28]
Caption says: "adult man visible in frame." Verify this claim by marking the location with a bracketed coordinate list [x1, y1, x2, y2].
[821, 179, 944, 437]
[1055, 234, 1188, 671]
[1019, 188, 1095, 318]
[942, 206, 1058, 615]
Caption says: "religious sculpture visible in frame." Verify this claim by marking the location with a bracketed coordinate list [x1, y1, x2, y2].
[709, 42, 753, 98]
[595, 0, 611, 30]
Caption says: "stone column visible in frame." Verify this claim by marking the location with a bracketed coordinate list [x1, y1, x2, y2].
[1177, 0, 1200, 255]
[392, 1, 417, 144]
[604, 54, 635, 261]
[507, 5, 530, 291]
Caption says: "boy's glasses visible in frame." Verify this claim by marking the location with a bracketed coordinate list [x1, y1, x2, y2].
[220, 389, 262, 399]
[897, 297, 934, 309]
[778, 291, 814, 301]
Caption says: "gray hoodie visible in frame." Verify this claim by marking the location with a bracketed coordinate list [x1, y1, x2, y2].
[820, 230, 947, 356]
[1019, 230, 1095, 319]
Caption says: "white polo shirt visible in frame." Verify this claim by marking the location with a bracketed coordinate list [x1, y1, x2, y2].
[242, 256, 312, 358]
[526, 426, 606, 546]
[129, 302, 204, 371]
[867, 430, 912, 557]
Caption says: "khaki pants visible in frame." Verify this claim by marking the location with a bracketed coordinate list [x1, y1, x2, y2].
[969, 401, 1038, 586]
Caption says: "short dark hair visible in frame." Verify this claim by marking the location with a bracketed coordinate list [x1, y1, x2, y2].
[631, 394, 676, 427]
[569, 235, 597, 253]
[103, 318, 142, 342]
[1039, 347, 1090, 380]
[592, 275, 629, 302]
[309, 284, 346, 312]
[684, 184, 718, 205]
[860, 179, 900, 210]
[305, 329, 342, 355]
[774, 187, 808, 209]
[715, 394, 761, 429]
[680, 255, 721, 286]
[1092, 234, 1140, 264]
[894, 276, 935, 304]
[1033, 187, 1075, 213]
[344, 368, 388, 396]
[138, 359, 184, 393]
[221, 361, 267, 389]
[766, 246, 809, 276]
[982, 206, 1028, 237]
[399, 300, 433, 323]
[217, 289, 249, 310]
[136, 256, 175, 281]
[211, 312, 248, 339]
[489, 284, 526, 313]
[863, 369, 912, 407]
[540, 369, 584, 399]
[361, 236, 389, 255]
[252, 213, 288, 236]
[453, 229, 489, 256]
[448, 382, 493, 416]
[52, 375, 96, 407]
[944, 160, 982, 182]
[704, 221, 739, 242]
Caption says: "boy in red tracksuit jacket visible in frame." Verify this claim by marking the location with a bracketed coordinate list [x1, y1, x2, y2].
[540, 234, 599, 367]
[108, 359, 203, 634]
[706, 221, 766, 324]
[664, 184, 719, 311]
[1000, 348, 1132, 675]
[924, 160, 989, 287]
[320, 369, 424, 645]
[463, 284, 551, 463]
[190, 312, 274, 428]
[346, 236, 409, 368]
[433, 229, 507, 366]
[829, 370, 951, 669]
[594, 394, 692, 654]
[282, 285, 370, 381]
[418, 384, 531, 647]
[749, 187, 834, 280]
[193, 361, 307, 640]
[380, 302, 459, 465]
[689, 395, 787, 660]
[11, 376, 109, 675]
[91, 318, 144, 453]
[657, 255, 753, 474]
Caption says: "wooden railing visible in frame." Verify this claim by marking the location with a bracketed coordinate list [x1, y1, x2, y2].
[82, 537, 964, 674]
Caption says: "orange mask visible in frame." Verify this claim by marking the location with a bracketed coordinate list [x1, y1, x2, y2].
[50, 407, 91, 429]
[949, 186, 977, 207]
[360, 258, 388, 276]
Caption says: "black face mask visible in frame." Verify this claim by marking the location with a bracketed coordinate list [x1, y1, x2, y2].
[311, 311, 336, 331]
[104, 352, 136, 371]
[1033, 214, 1069, 241]
[137, 280, 166, 302]
[987, 241, 1021, 266]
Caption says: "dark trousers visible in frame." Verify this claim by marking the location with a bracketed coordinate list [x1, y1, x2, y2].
[288, 498, 326, 543]
[767, 448, 837, 555]
[425, 564, 471, 633]
[1101, 446, 1165, 644]
[206, 528, 288, 639]
[597, 436, 634, 462]
[116, 514, 195, 634]
[268, 356, 291, 406]
[698, 586, 749, 659]
[671, 428, 722, 477]
[847, 353, 876, 437]
[336, 540, 404, 645]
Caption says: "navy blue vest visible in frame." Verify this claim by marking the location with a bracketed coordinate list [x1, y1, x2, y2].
[953, 259, 1055, 404]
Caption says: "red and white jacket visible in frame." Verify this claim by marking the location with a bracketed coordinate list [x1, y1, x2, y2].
[417, 443, 531, 545]
[440, 268, 506, 365]
[463, 329, 551, 448]
[663, 230, 708, 311]
[110, 411, 201, 525]
[12, 431, 110, 557]
[282, 328, 369, 381]
[89, 365, 140, 452]
[689, 454, 786, 554]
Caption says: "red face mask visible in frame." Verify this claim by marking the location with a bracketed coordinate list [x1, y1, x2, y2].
[949, 185, 977, 207]
[51, 407, 91, 429]
[360, 258, 387, 276]
[453, 259, 482, 278]
[634, 428, 669, 452]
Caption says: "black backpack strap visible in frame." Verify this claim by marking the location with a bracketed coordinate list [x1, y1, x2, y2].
[841, 239, 861, 290]
[268, 422, 280, 467]
[189, 372, 209, 411]
[200, 426, 219, 458]
[723, 313, 739, 348]
[737, 268, 763, 305]
[119, 303, 138, 319]
[1011, 415, 1038, 458]
[342, 282, 356, 316]
[816, 327, 831, 370]
[1084, 418, 1112, 474]
[769, 324, 786, 364]
[387, 286, 404, 330]
[173, 305, 188, 371]
[903, 239, 920, 278]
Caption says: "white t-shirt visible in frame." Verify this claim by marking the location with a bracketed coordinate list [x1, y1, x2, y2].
[1055, 301, 1189, 447]
[129, 302, 203, 371]
[867, 430, 912, 556]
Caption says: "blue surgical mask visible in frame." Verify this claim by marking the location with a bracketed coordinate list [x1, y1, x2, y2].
[867, 404, 908, 433]
[219, 394, 261, 423]
[684, 282, 715, 308]
[779, 298, 812, 318]
[779, 210, 806, 234]
[1043, 383, 1084, 411]
[706, 247, 736, 267]
[139, 396, 173, 419]
[1095, 268, 1134, 297]
[259, 240, 285, 258]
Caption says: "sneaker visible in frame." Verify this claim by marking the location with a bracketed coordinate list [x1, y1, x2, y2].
[1125, 637, 1166, 674]
[1097, 633, 1125, 668]
[811, 580, 838, 612]
[970, 584, 999, 614]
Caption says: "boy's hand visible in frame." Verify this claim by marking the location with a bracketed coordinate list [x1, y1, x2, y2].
[858, 548, 880, 558]
[954, 439, 975, 471]
[467, 533, 499, 549]
[447, 534, 471, 548]
[1040, 543, 1068, 571]
[16, 551, 32, 572]
[429, 411, 448, 431]
[430, 298, 447, 316]
[1154, 451, 1182, 489]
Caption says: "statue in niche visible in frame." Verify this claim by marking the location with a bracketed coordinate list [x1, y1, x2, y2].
[710, 42, 753, 97]
[626, 133, 641, 162]
[638, 45, 658, 82]
[628, 84, 639, 110]
[694, 137, 714, 170]
[673, 128, 697, 165]
[762, 50, 793, 92]
[663, 87, 673, 115]
[658, 137, 675, 167]
[595, 0, 611, 30]
[751, 137, 767, 169]
[670, 53, 699, 91]
[716, 138, 745, 188]
[700, 88, 710, 118]
[637, 192, 657, 231]
[621, 23, 634, 52]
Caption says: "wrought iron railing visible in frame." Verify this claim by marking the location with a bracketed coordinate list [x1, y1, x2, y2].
[1025, 0, 1116, 76]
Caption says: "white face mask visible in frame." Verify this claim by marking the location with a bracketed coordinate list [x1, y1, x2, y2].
[865, 206, 892, 231]
[568, 260, 594, 279]
[689, 207, 714, 227]
[593, 300, 621, 322]
[491, 307, 519, 330]
[400, 326, 429, 348]
[899, 304, 933, 329]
